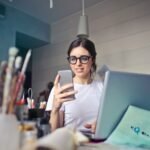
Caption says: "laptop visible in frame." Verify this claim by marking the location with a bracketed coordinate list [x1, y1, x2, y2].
[83, 70, 150, 141]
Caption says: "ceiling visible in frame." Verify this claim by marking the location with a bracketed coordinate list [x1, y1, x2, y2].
[0, 0, 104, 24]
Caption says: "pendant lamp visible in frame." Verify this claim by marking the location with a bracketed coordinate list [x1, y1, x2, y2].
[77, 0, 89, 38]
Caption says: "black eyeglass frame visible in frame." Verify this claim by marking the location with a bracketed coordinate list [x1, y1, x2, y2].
[67, 55, 92, 64]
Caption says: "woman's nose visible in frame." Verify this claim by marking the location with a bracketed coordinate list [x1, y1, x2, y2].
[76, 59, 82, 65]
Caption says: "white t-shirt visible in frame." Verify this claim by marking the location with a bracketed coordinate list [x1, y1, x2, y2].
[46, 80, 103, 131]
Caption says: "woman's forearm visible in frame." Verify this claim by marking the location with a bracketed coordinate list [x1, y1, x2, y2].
[49, 109, 60, 132]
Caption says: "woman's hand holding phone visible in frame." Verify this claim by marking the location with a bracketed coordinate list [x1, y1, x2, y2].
[52, 71, 77, 111]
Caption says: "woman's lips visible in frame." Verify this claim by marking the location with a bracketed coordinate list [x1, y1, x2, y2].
[75, 68, 84, 73]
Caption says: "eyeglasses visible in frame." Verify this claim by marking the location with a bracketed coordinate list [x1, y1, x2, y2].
[67, 55, 92, 64]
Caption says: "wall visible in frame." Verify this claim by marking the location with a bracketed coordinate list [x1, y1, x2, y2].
[0, 4, 50, 61]
[32, 0, 150, 98]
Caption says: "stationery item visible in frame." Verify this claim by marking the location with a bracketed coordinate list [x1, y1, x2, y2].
[27, 97, 32, 109]
[106, 105, 150, 149]
[0, 61, 7, 79]
[28, 108, 45, 120]
[14, 56, 22, 72]
[0, 61, 7, 109]
[15, 93, 26, 121]
[2, 47, 18, 113]
[8, 56, 22, 113]
[16, 92, 25, 106]
[13, 50, 32, 109]
[27, 88, 35, 109]
[21, 49, 31, 75]
[39, 101, 46, 109]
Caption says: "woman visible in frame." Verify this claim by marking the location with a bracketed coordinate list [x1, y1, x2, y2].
[46, 38, 103, 132]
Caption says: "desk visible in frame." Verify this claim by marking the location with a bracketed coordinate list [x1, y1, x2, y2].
[78, 143, 148, 150]
[32, 127, 149, 150]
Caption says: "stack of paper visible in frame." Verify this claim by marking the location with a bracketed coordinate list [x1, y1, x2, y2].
[106, 105, 150, 149]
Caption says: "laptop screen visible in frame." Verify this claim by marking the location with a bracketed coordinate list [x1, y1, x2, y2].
[95, 71, 150, 140]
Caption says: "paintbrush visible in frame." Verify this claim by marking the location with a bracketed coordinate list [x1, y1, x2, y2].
[8, 56, 22, 113]
[0, 61, 8, 85]
[0, 61, 8, 86]
[0, 61, 7, 77]
[21, 49, 31, 75]
[2, 47, 18, 114]
[0, 61, 8, 110]
[13, 49, 32, 107]
[14, 56, 22, 73]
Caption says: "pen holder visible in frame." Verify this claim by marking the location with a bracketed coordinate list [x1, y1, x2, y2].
[0, 114, 20, 150]
[15, 105, 28, 121]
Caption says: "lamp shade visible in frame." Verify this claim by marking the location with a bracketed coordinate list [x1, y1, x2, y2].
[77, 15, 89, 38]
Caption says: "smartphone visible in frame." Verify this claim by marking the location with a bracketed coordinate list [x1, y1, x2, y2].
[58, 70, 75, 100]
